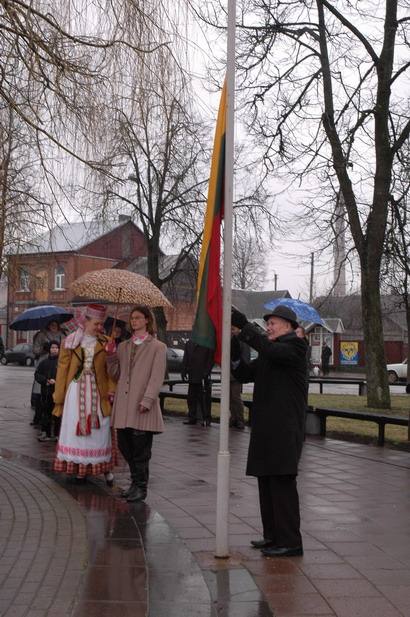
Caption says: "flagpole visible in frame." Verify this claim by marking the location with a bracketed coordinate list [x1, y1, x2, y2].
[215, 0, 236, 558]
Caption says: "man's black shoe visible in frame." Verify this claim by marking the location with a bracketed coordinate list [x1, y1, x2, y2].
[261, 546, 303, 558]
[183, 420, 197, 425]
[250, 538, 276, 549]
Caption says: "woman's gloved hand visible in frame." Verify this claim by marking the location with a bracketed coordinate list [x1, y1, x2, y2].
[105, 339, 117, 355]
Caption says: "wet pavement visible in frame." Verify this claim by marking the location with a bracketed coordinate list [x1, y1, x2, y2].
[1, 365, 410, 616]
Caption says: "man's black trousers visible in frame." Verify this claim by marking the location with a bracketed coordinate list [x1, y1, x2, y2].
[257, 475, 302, 548]
[187, 379, 211, 422]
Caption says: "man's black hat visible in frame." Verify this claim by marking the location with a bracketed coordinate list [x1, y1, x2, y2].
[263, 305, 299, 329]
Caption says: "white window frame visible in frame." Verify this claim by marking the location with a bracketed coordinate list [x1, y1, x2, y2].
[54, 266, 65, 290]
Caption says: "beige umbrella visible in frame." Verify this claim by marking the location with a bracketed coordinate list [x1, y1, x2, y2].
[71, 269, 173, 308]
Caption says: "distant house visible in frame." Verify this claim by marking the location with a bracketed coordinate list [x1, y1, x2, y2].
[232, 289, 292, 319]
[7, 217, 148, 345]
[313, 294, 408, 367]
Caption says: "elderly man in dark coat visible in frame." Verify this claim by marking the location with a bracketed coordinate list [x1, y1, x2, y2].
[231, 304, 308, 557]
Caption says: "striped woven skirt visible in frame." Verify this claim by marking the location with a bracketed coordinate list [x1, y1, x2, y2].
[54, 377, 115, 477]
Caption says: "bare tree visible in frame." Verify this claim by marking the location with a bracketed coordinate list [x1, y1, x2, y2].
[0, 0, 172, 265]
[198, 0, 410, 408]
[0, 105, 54, 277]
[232, 222, 266, 290]
[383, 144, 410, 384]
[97, 43, 208, 341]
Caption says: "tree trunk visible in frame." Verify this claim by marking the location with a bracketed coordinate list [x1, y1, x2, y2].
[406, 304, 410, 441]
[361, 266, 391, 408]
[153, 306, 168, 345]
[406, 303, 410, 384]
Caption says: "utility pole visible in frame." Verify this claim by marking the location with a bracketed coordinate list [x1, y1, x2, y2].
[309, 252, 314, 303]
[274, 273, 278, 291]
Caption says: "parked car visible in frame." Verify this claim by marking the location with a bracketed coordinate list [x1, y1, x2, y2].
[1, 343, 35, 367]
[166, 347, 184, 372]
[387, 359, 408, 383]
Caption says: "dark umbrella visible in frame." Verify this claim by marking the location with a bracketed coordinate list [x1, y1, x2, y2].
[10, 305, 73, 331]
[103, 316, 129, 336]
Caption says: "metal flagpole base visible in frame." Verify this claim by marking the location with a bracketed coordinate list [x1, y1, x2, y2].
[215, 451, 231, 558]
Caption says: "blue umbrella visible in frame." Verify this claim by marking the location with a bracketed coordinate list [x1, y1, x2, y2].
[10, 305, 73, 331]
[263, 298, 324, 325]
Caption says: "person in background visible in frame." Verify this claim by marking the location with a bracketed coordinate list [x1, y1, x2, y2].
[35, 341, 60, 442]
[104, 318, 130, 346]
[106, 305, 167, 502]
[181, 339, 214, 426]
[53, 304, 116, 485]
[33, 320, 65, 358]
[231, 305, 307, 558]
[296, 326, 312, 381]
[31, 320, 66, 426]
[0, 335, 4, 358]
[321, 342, 332, 377]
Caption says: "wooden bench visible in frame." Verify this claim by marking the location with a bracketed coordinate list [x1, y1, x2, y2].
[159, 392, 408, 447]
[309, 378, 367, 395]
[163, 378, 221, 392]
[159, 390, 253, 415]
[311, 407, 408, 446]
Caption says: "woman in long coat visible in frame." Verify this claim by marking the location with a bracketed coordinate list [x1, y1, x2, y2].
[53, 304, 116, 483]
[106, 305, 166, 502]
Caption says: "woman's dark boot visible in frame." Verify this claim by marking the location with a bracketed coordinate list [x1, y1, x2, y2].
[126, 482, 147, 502]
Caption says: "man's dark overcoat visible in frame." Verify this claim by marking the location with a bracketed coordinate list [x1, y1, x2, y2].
[233, 324, 308, 477]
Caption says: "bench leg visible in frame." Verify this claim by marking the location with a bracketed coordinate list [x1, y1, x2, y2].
[320, 415, 327, 437]
[378, 423, 385, 446]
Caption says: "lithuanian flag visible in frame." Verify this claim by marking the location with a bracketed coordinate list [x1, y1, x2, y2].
[191, 81, 226, 364]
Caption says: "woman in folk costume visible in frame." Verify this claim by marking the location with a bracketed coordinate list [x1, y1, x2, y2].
[53, 304, 116, 484]
[106, 305, 167, 502]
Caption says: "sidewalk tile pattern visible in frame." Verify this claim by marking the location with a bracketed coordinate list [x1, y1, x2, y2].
[0, 458, 87, 617]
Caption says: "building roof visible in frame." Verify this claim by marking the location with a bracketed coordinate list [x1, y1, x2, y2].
[15, 218, 131, 255]
[314, 294, 408, 335]
[127, 255, 180, 279]
[232, 290, 292, 320]
[305, 318, 344, 334]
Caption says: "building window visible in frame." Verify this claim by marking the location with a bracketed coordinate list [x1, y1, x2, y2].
[19, 269, 30, 292]
[54, 266, 65, 290]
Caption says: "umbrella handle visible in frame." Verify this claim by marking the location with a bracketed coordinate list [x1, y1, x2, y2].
[110, 288, 122, 338]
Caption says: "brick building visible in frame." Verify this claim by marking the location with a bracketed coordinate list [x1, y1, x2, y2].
[7, 217, 147, 345]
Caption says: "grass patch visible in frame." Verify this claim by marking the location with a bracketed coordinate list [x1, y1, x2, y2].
[308, 393, 410, 416]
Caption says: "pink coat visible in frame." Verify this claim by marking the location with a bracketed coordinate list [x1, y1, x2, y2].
[107, 336, 166, 432]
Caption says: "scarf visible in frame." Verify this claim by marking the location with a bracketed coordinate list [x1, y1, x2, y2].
[131, 332, 149, 346]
